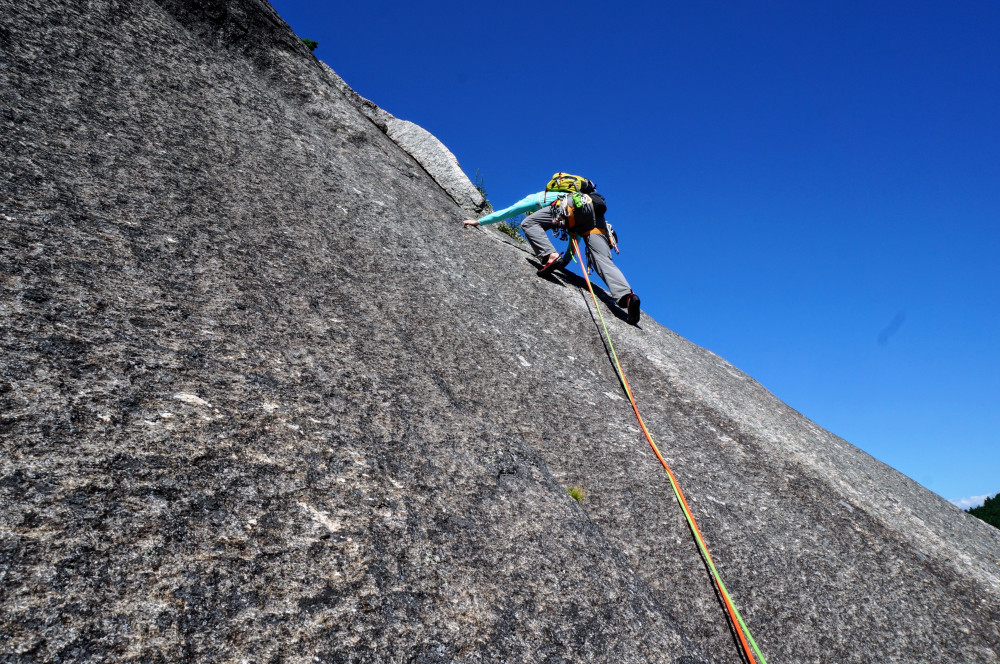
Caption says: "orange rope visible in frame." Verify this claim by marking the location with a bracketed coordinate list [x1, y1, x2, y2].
[570, 236, 766, 664]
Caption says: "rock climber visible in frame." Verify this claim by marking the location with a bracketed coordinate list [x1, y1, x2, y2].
[461, 174, 641, 324]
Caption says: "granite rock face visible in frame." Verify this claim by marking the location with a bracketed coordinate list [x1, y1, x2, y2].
[320, 63, 489, 216]
[382, 118, 488, 216]
[2, 1, 999, 663]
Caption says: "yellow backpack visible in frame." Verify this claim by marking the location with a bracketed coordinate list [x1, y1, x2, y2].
[545, 172, 595, 194]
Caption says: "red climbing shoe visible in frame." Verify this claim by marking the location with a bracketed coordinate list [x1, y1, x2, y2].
[536, 252, 561, 276]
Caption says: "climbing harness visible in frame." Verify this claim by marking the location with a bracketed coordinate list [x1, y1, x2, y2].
[551, 228, 607, 276]
[569, 236, 769, 664]
[605, 222, 619, 253]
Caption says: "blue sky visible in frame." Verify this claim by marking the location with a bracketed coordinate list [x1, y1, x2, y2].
[269, 1, 999, 508]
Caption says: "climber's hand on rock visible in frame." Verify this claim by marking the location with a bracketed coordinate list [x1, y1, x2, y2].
[462, 219, 479, 228]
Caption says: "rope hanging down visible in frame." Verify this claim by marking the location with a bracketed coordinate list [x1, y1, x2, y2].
[569, 236, 768, 664]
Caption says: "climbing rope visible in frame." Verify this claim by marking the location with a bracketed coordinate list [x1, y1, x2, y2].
[569, 236, 768, 664]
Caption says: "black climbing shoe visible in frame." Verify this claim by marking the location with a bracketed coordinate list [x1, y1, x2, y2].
[619, 292, 641, 324]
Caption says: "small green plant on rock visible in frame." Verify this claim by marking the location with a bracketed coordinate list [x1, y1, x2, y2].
[496, 218, 526, 244]
[473, 168, 489, 204]
[300, 38, 319, 52]
[474, 169, 525, 244]
[567, 485, 586, 502]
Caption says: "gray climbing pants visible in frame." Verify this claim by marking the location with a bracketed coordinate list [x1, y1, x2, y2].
[520, 206, 632, 302]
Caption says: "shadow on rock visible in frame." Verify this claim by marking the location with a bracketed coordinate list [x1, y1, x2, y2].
[527, 256, 635, 326]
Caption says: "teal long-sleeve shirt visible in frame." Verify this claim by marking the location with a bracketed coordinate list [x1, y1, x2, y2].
[476, 190, 568, 226]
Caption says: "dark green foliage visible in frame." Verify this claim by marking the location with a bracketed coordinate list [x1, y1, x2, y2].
[300, 38, 318, 52]
[968, 493, 1000, 530]
[473, 169, 488, 204]
[497, 214, 526, 244]
[473, 169, 525, 244]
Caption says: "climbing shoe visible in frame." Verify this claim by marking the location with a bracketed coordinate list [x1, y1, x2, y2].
[537, 251, 570, 276]
[619, 292, 641, 324]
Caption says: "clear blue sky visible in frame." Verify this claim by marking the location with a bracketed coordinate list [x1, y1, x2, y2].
[270, 1, 999, 507]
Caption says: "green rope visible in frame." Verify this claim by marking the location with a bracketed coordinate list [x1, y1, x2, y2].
[570, 236, 768, 664]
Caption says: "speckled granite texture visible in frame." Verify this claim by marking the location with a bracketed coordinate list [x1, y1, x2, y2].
[2, 1, 999, 662]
